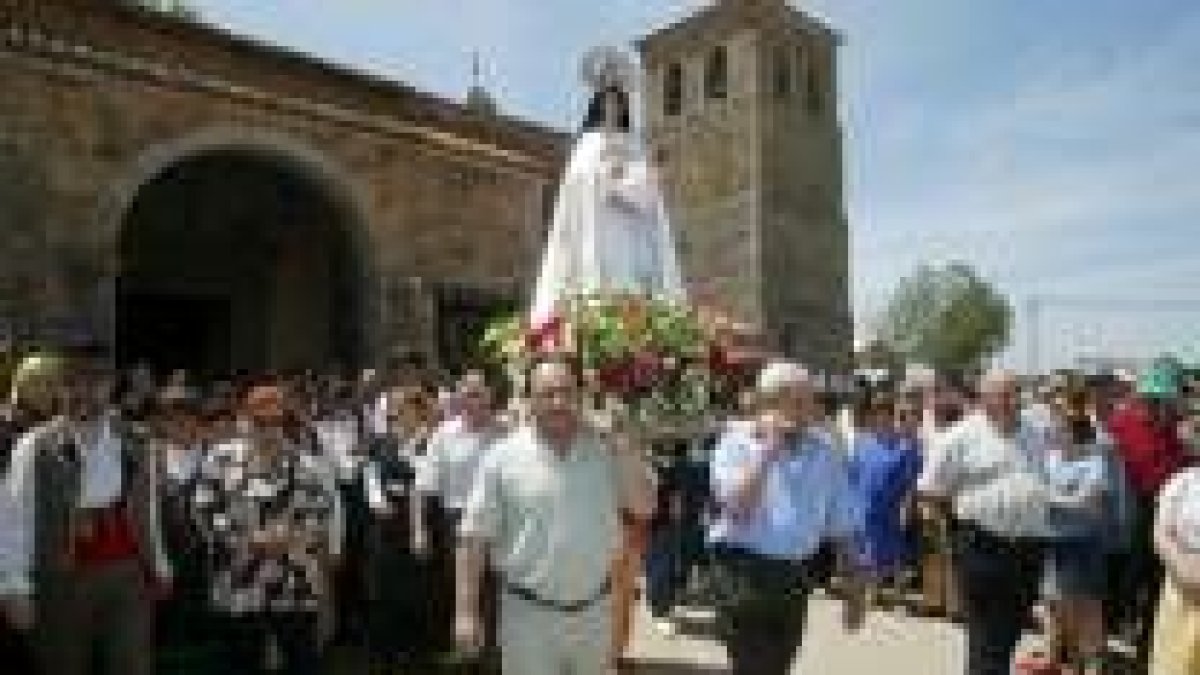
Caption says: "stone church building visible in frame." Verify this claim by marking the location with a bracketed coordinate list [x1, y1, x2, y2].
[0, 0, 849, 377]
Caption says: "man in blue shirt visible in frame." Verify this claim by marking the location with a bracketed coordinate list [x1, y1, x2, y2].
[709, 360, 866, 675]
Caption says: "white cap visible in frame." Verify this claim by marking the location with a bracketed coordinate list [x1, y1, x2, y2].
[756, 360, 812, 395]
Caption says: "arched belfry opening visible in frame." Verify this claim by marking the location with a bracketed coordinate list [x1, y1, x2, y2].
[115, 149, 365, 378]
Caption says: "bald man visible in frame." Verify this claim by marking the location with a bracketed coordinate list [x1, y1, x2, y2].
[455, 359, 653, 675]
[921, 370, 1056, 675]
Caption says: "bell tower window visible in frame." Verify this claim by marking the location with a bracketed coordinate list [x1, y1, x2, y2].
[803, 46, 824, 113]
[773, 46, 792, 99]
[705, 45, 728, 100]
[664, 62, 684, 116]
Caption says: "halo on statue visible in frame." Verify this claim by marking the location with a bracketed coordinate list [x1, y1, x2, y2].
[581, 45, 637, 93]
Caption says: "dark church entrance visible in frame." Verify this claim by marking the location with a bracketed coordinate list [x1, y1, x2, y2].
[116, 292, 231, 375]
[117, 150, 363, 379]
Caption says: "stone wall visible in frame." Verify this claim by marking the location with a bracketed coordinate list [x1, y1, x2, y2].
[643, 26, 766, 325]
[0, 0, 566, 367]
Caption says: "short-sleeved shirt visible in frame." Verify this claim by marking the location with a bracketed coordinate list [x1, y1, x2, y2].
[459, 426, 621, 604]
[915, 414, 959, 494]
[922, 412, 1058, 539]
[1158, 467, 1200, 553]
[708, 425, 862, 561]
[417, 417, 500, 511]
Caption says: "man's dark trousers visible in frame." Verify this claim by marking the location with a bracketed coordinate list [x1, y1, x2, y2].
[711, 546, 815, 675]
[0, 618, 38, 675]
[953, 523, 1044, 675]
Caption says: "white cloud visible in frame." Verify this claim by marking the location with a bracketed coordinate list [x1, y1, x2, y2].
[846, 7, 1200, 367]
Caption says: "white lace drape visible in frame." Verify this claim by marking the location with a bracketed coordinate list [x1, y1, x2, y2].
[529, 130, 685, 325]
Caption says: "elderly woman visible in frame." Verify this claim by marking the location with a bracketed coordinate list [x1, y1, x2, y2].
[847, 391, 922, 606]
[0, 354, 66, 673]
[191, 381, 340, 675]
[1150, 465, 1200, 674]
[2, 356, 63, 467]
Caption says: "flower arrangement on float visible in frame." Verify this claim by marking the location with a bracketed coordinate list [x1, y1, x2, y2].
[481, 292, 759, 429]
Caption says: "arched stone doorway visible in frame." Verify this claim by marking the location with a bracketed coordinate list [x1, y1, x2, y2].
[115, 149, 365, 378]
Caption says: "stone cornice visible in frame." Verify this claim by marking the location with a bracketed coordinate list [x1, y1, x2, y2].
[0, 0, 568, 177]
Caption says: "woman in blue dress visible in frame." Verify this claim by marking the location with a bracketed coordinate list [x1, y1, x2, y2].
[848, 391, 924, 604]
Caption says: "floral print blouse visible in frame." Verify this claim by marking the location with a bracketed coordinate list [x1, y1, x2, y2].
[191, 433, 338, 615]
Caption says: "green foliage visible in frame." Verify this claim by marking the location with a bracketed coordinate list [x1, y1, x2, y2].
[875, 262, 1013, 373]
[478, 293, 746, 423]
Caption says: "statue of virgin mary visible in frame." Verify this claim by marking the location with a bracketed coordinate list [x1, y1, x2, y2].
[529, 47, 685, 326]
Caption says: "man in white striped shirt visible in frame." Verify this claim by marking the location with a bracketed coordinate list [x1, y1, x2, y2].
[922, 369, 1056, 675]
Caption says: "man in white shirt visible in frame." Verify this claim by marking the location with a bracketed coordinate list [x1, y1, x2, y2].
[921, 369, 1055, 675]
[455, 359, 654, 675]
[418, 369, 505, 654]
[417, 371, 502, 515]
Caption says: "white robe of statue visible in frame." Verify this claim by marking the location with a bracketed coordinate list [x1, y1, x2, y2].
[530, 129, 685, 325]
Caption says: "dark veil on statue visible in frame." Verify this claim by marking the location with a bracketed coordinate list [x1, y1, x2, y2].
[579, 46, 637, 134]
[582, 86, 632, 133]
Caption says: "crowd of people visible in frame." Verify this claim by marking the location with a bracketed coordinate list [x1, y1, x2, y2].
[0, 342, 1197, 675]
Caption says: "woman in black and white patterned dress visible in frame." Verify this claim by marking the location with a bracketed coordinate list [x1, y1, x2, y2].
[191, 382, 339, 675]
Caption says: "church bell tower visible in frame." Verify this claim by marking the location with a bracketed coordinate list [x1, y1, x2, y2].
[637, 0, 851, 373]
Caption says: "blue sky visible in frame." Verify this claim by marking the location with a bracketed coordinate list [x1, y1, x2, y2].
[184, 0, 1200, 369]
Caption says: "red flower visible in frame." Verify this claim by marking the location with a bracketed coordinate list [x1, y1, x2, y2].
[708, 345, 730, 373]
[528, 315, 563, 354]
[630, 351, 665, 389]
[597, 359, 635, 394]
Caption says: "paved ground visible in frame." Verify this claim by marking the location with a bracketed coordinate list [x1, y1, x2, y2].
[320, 591, 1138, 674]
[627, 593, 966, 675]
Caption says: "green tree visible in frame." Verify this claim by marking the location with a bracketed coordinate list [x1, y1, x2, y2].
[874, 262, 1013, 373]
[854, 338, 903, 381]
